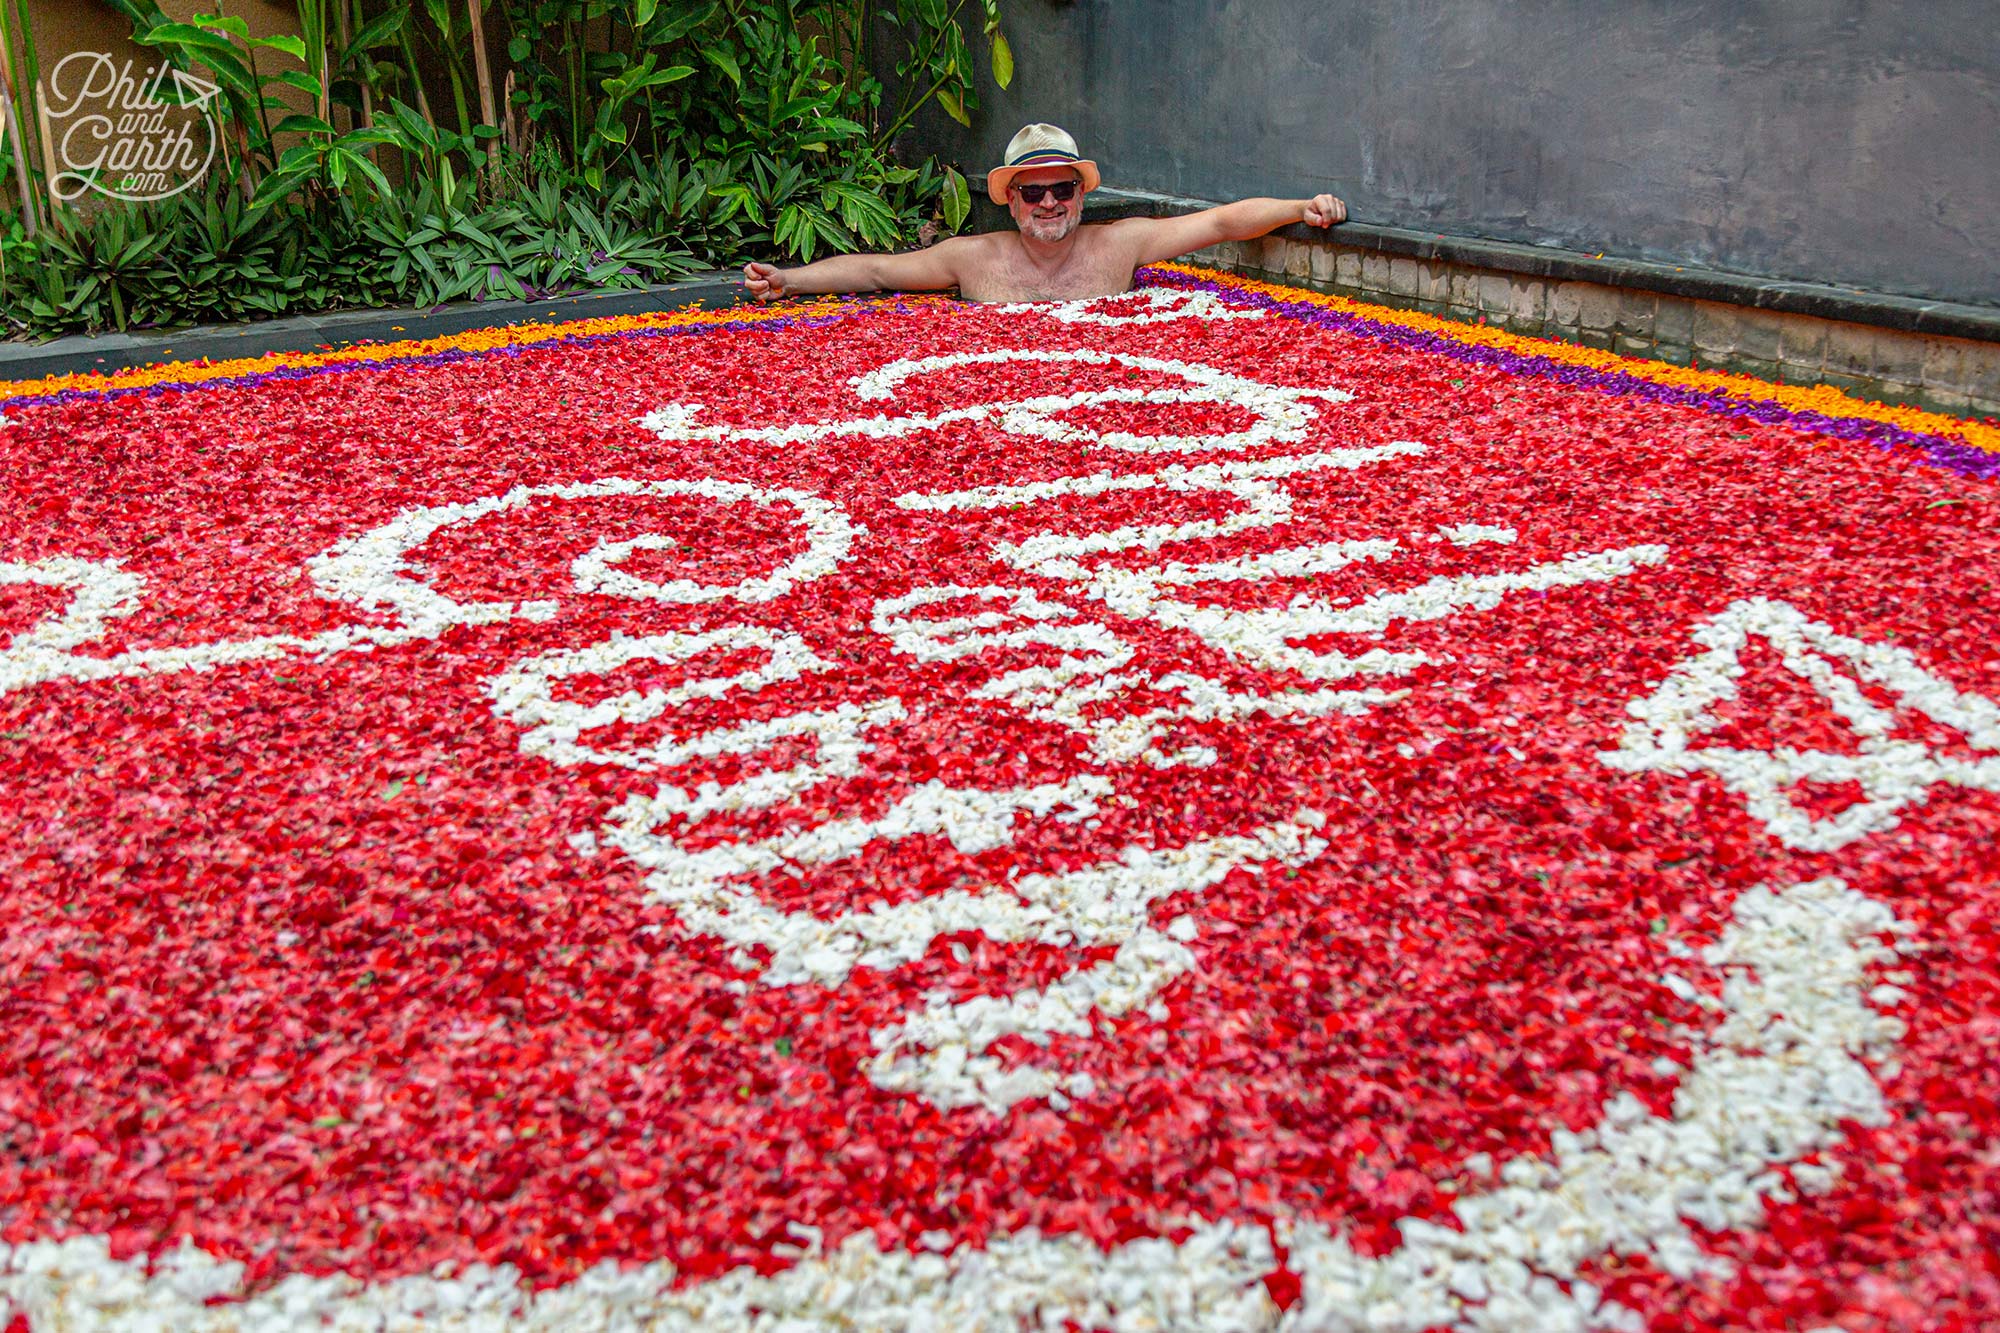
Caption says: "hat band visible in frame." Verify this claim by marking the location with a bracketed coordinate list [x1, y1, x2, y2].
[1005, 148, 1081, 168]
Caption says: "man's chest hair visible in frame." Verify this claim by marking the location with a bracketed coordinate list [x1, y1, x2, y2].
[971, 231, 1137, 302]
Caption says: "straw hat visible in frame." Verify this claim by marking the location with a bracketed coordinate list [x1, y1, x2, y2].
[987, 124, 1101, 204]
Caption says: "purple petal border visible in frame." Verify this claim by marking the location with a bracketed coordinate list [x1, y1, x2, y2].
[1144, 268, 2000, 482]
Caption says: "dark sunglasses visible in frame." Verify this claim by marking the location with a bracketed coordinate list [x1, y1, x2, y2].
[1012, 180, 1079, 204]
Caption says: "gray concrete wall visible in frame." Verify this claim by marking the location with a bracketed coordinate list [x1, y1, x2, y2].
[917, 0, 2000, 307]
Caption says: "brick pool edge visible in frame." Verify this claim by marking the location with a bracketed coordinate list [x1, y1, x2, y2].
[971, 180, 2000, 422]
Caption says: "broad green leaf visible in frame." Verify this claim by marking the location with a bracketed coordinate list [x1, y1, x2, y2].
[634, 0, 658, 24]
[135, 23, 254, 77]
[340, 149, 394, 199]
[388, 98, 438, 151]
[936, 87, 969, 127]
[345, 4, 411, 56]
[703, 46, 742, 88]
[191, 11, 252, 39]
[940, 165, 970, 232]
[248, 165, 311, 210]
[271, 70, 324, 99]
[990, 30, 1013, 88]
[338, 127, 403, 149]
[270, 113, 337, 137]
[249, 34, 308, 60]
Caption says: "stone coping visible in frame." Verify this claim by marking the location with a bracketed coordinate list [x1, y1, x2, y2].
[0, 273, 746, 381]
[970, 178, 2000, 345]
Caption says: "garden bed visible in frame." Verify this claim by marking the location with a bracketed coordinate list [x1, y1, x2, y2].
[0, 267, 1995, 1330]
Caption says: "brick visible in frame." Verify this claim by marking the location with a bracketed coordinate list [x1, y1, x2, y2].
[1816, 368, 1876, 399]
[1614, 292, 1657, 337]
[1654, 296, 1695, 347]
[1544, 321, 1581, 345]
[1692, 303, 1737, 356]
[1508, 278, 1546, 324]
[1386, 256, 1418, 297]
[1190, 242, 1232, 270]
[1336, 251, 1363, 288]
[1579, 285, 1621, 331]
[1733, 310, 1784, 364]
[1549, 282, 1586, 326]
[1478, 272, 1512, 314]
[1444, 305, 1481, 327]
[1822, 321, 1876, 377]
[1576, 327, 1616, 351]
[1257, 236, 1289, 275]
[1778, 315, 1827, 371]
[1961, 342, 2000, 404]
[1310, 243, 1337, 284]
[1361, 252, 1392, 291]
[1921, 335, 1971, 389]
[1729, 355, 1781, 385]
[1417, 261, 1449, 304]
[1654, 342, 1694, 367]
[1870, 330, 1926, 386]
[1449, 271, 1479, 308]
[1917, 385, 1972, 416]
[1613, 333, 1657, 361]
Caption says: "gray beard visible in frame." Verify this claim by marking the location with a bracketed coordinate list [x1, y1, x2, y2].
[1020, 212, 1079, 243]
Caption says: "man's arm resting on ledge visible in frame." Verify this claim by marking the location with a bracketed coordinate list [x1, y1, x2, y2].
[1122, 194, 1347, 268]
[743, 239, 967, 301]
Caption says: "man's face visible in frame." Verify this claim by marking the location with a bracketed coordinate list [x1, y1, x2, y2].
[1008, 166, 1084, 244]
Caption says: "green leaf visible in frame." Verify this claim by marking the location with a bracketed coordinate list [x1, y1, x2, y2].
[191, 11, 252, 39]
[271, 113, 338, 137]
[940, 165, 970, 232]
[337, 127, 403, 150]
[634, 0, 658, 24]
[388, 99, 438, 151]
[249, 33, 308, 60]
[134, 24, 255, 80]
[345, 3, 411, 56]
[271, 70, 325, 99]
[248, 166, 311, 211]
[334, 147, 395, 200]
[990, 30, 1013, 89]
[703, 45, 742, 88]
[935, 87, 970, 127]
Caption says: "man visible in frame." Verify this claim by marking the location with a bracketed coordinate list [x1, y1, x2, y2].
[741, 123, 1348, 304]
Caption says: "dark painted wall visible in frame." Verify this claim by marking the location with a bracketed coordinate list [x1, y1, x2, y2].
[912, 1, 2000, 307]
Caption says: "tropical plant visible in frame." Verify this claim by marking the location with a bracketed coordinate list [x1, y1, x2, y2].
[2, 0, 1015, 338]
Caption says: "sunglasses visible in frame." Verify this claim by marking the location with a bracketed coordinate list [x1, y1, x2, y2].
[1012, 180, 1080, 204]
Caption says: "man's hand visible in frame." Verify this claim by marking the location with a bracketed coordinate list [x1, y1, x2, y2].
[1302, 193, 1348, 228]
[742, 261, 788, 302]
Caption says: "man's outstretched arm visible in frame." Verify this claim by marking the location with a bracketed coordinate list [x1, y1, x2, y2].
[742, 238, 969, 301]
[1118, 194, 1348, 268]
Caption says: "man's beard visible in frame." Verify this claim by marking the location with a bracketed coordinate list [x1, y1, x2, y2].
[1020, 210, 1079, 243]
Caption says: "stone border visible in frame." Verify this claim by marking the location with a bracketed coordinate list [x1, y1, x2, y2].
[0, 273, 745, 382]
[973, 183, 2000, 420]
